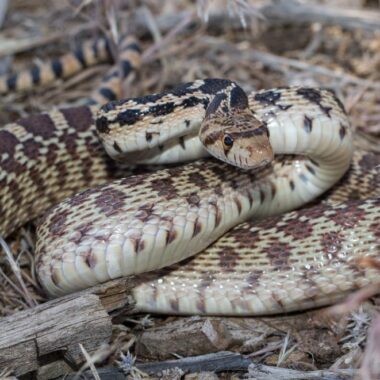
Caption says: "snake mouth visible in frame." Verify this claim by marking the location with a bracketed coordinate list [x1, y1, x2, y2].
[258, 159, 272, 167]
[237, 158, 273, 171]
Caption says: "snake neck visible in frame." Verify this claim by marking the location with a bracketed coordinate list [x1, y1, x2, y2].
[95, 79, 273, 167]
[249, 87, 353, 217]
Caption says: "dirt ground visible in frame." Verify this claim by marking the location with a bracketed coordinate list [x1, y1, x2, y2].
[0, 1, 380, 379]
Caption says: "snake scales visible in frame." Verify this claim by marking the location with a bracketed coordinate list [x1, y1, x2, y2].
[0, 39, 379, 316]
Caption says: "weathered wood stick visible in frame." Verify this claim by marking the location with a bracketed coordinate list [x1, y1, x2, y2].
[259, 1, 380, 32]
[59, 355, 358, 380]
[0, 295, 110, 376]
[63, 367, 126, 380]
[136, 351, 252, 374]
[0, 278, 136, 377]
[60, 360, 357, 380]
[248, 363, 355, 380]
[132, 2, 380, 35]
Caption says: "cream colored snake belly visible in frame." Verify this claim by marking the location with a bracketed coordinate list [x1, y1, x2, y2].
[1, 78, 379, 315]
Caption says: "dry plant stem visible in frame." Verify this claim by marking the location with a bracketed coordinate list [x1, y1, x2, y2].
[143, 27, 206, 70]
[0, 237, 36, 308]
[42, 66, 108, 106]
[161, 2, 380, 32]
[328, 258, 380, 315]
[76, 343, 102, 380]
[0, 0, 8, 28]
[260, 0, 380, 32]
[0, 21, 99, 57]
[142, 11, 194, 64]
[248, 341, 285, 358]
[0, 264, 24, 300]
[2, 0, 379, 58]
[104, 0, 119, 45]
[132, 4, 380, 37]
[63, 367, 126, 380]
[139, 6, 169, 92]
[360, 314, 380, 380]
[229, 44, 380, 91]
[328, 283, 380, 316]
[277, 332, 297, 366]
[248, 363, 355, 380]
[345, 86, 368, 114]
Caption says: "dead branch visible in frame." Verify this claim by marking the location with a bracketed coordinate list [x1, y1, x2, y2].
[0, 294, 111, 376]
[82, 277, 136, 316]
[208, 39, 380, 91]
[0, 21, 99, 57]
[61, 366, 128, 380]
[132, 2, 380, 36]
[359, 314, 380, 380]
[136, 351, 252, 374]
[0, 277, 136, 377]
[0, 0, 8, 29]
[247, 363, 355, 380]
[136, 317, 234, 360]
[260, 0, 380, 32]
[244, 49, 380, 90]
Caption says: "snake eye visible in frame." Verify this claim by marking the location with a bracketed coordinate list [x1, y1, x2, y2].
[223, 135, 234, 148]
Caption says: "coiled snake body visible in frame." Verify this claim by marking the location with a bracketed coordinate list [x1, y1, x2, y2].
[1, 75, 379, 315]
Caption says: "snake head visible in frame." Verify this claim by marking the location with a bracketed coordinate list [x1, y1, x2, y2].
[199, 106, 274, 170]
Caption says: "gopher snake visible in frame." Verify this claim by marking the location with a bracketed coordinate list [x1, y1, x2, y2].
[1, 38, 379, 315]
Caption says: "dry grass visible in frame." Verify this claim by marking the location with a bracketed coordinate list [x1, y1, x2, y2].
[0, 0, 380, 378]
